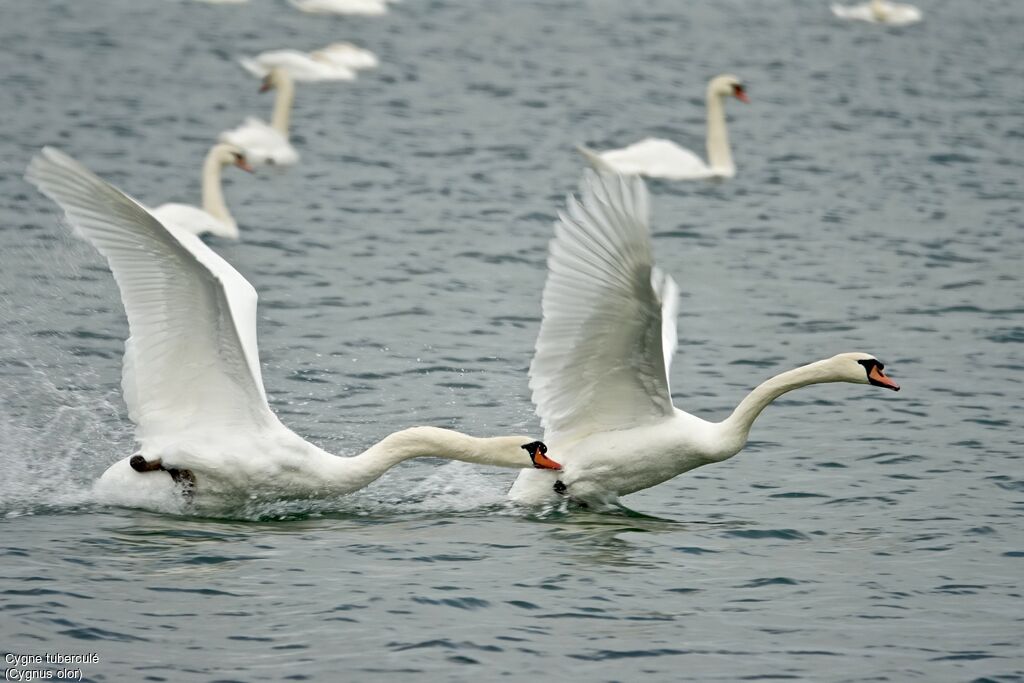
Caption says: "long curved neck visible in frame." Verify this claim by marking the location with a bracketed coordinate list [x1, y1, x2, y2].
[200, 149, 232, 225]
[715, 360, 841, 459]
[320, 426, 532, 493]
[705, 89, 734, 175]
[270, 74, 295, 137]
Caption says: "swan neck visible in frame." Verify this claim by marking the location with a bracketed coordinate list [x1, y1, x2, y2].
[718, 361, 837, 456]
[201, 148, 232, 225]
[270, 74, 295, 136]
[328, 426, 533, 492]
[705, 88, 734, 175]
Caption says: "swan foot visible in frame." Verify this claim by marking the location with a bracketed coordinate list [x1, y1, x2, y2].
[553, 480, 567, 495]
[129, 455, 196, 499]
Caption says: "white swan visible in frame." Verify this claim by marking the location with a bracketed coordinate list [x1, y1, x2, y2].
[240, 43, 378, 82]
[832, 0, 922, 25]
[219, 68, 299, 167]
[507, 171, 900, 507]
[578, 74, 749, 181]
[26, 148, 562, 512]
[149, 143, 252, 240]
[288, 0, 391, 16]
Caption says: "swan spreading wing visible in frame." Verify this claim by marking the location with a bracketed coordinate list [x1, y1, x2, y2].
[529, 171, 679, 444]
[25, 148, 281, 445]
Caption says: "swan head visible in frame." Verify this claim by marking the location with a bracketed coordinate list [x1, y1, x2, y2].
[829, 352, 900, 391]
[709, 74, 749, 103]
[210, 143, 253, 172]
[259, 67, 290, 93]
[521, 441, 562, 470]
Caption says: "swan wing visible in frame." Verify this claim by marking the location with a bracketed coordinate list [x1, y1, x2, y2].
[530, 170, 678, 443]
[599, 138, 711, 179]
[26, 148, 280, 444]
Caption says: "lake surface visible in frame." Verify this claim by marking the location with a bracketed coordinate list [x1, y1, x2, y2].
[1, 0, 1022, 680]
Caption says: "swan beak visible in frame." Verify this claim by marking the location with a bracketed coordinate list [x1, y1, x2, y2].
[532, 451, 562, 470]
[235, 158, 254, 173]
[868, 365, 900, 391]
[735, 89, 750, 104]
[259, 77, 273, 93]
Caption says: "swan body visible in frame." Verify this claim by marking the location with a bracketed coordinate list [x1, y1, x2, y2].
[288, 0, 390, 15]
[219, 68, 299, 167]
[150, 143, 251, 239]
[507, 171, 900, 507]
[579, 74, 748, 181]
[240, 43, 378, 81]
[26, 148, 559, 513]
[832, 0, 922, 25]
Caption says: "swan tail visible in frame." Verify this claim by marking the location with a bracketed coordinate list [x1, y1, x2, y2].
[575, 144, 614, 173]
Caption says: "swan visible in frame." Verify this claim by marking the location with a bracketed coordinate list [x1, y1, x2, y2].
[577, 74, 748, 181]
[149, 143, 252, 240]
[25, 148, 562, 512]
[240, 43, 378, 82]
[288, 0, 391, 16]
[219, 68, 299, 167]
[507, 171, 900, 507]
[831, 0, 922, 25]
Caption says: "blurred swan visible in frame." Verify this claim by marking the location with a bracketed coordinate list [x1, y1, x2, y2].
[832, 0, 922, 25]
[288, 0, 391, 15]
[240, 43, 378, 81]
[219, 68, 299, 167]
[507, 171, 900, 507]
[150, 143, 252, 240]
[26, 148, 562, 513]
[577, 74, 748, 181]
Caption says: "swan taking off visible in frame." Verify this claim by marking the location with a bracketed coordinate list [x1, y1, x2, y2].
[832, 0, 922, 25]
[150, 143, 252, 240]
[577, 74, 748, 181]
[508, 171, 900, 507]
[220, 68, 299, 167]
[25, 149, 561, 513]
[239, 43, 378, 82]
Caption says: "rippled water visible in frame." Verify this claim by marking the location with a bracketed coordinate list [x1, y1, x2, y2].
[1, 0, 1022, 680]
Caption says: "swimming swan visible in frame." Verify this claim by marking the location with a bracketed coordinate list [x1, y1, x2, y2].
[150, 143, 252, 240]
[577, 74, 748, 181]
[831, 0, 922, 25]
[26, 148, 561, 512]
[507, 171, 899, 506]
[288, 0, 391, 16]
[239, 43, 378, 82]
[219, 68, 299, 167]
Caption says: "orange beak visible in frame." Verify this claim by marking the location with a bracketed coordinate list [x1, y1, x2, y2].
[869, 365, 900, 391]
[259, 78, 273, 93]
[735, 90, 749, 104]
[532, 451, 562, 471]
[235, 158, 254, 173]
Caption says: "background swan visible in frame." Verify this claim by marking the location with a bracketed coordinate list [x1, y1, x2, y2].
[832, 0, 922, 25]
[149, 143, 251, 240]
[26, 148, 561, 513]
[240, 43, 378, 82]
[578, 74, 748, 181]
[219, 68, 299, 167]
[508, 171, 900, 507]
[288, 0, 391, 16]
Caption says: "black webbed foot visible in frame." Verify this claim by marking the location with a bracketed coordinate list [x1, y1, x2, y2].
[130, 455, 196, 499]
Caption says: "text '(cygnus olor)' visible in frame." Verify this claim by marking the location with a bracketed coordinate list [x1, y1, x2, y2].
[578, 74, 748, 181]
[26, 149, 561, 514]
[508, 171, 899, 507]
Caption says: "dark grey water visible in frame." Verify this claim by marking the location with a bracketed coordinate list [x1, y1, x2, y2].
[2, 0, 1022, 680]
